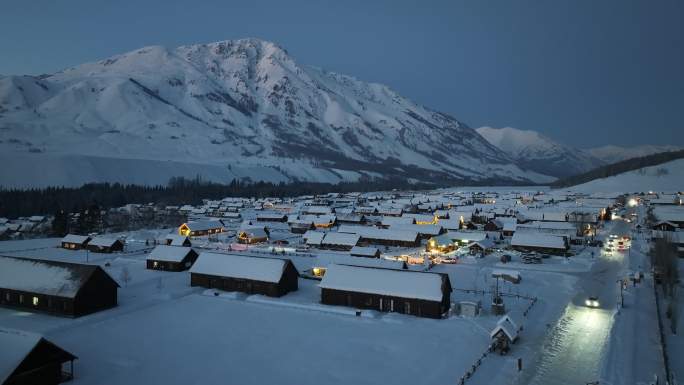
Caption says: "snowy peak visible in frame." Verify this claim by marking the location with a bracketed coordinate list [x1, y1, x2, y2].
[476, 126, 603, 178]
[0, 38, 553, 188]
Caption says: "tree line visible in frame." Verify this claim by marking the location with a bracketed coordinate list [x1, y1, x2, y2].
[0, 176, 444, 219]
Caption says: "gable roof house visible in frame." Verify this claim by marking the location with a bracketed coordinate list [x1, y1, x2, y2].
[0, 328, 77, 385]
[338, 225, 421, 248]
[85, 236, 124, 254]
[178, 220, 225, 237]
[146, 246, 199, 272]
[0, 256, 119, 317]
[319, 264, 452, 319]
[161, 234, 192, 247]
[190, 253, 298, 297]
[60, 234, 91, 250]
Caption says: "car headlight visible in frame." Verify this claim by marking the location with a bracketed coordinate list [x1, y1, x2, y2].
[585, 299, 592, 306]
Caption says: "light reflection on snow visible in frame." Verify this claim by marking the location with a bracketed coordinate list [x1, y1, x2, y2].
[528, 304, 612, 385]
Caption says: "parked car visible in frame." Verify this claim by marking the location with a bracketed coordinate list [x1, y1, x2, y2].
[500, 254, 512, 263]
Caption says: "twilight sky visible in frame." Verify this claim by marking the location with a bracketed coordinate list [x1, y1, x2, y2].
[1, 0, 682, 147]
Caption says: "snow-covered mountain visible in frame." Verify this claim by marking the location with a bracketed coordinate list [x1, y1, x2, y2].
[586, 145, 682, 165]
[475, 126, 603, 178]
[0, 38, 552, 188]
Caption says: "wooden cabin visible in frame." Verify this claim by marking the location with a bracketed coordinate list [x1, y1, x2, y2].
[237, 228, 269, 244]
[0, 328, 77, 385]
[178, 220, 224, 237]
[86, 236, 124, 253]
[510, 232, 569, 255]
[190, 252, 298, 297]
[146, 246, 199, 272]
[338, 226, 420, 248]
[319, 264, 451, 319]
[0, 256, 119, 317]
[60, 234, 90, 250]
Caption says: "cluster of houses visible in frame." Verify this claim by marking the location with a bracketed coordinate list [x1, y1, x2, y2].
[0, 216, 50, 240]
[647, 193, 684, 256]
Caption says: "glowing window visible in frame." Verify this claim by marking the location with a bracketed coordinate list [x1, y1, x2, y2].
[32, 297, 39, 306]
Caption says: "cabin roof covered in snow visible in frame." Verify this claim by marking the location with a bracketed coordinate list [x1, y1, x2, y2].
[349, 246, 380, 257]
[321, 232, 360, 247]
[61, 234, 90, 244]
[190, 252, 289, 283]
[319, 264, 446, 301]
[146, 245, 194, 262]
[87, 236, 121, 247]
[338, 225, 418, 242]
[447, 231, 487, 242]
[163, 234, 190, 246]
[511, 232, 567, 250]
[0, 328, 43, 384]
[0, 256, 116, 298]
[185, 220, 224, 231]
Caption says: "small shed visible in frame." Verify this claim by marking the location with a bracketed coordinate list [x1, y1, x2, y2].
[0, 328, 77, 385]
[458, 300, 481, 317]
[60, 234, 91, 250]
[190, 252, 298, 297]
[146, 246, 199, 271]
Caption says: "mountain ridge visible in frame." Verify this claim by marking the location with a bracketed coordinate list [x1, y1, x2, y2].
[0, 38, 552, 188]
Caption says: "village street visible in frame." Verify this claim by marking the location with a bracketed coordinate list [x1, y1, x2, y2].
[521, 215, 664, 385]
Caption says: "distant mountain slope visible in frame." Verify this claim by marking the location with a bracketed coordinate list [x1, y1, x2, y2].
[552, 149, 684, 191]
[0, 38, 552, 188]
[475, 126, 603, 178]
[586, 144, 682, 164]
[567, 158, 684, 194]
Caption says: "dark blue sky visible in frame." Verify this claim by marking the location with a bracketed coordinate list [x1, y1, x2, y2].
[1, 0, 682, 147]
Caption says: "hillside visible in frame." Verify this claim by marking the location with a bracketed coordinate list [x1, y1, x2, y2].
[587, 144, 682, 164]
[554, 150, 684, 193]
[0, 39, 552, 188]
[476, 126, 603, 178]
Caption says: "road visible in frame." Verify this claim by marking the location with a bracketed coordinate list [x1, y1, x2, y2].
[522, 219, 633, 385]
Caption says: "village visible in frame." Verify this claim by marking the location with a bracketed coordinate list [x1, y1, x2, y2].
[1, 187, 682, 385]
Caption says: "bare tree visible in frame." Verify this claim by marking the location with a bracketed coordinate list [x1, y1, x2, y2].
[119, 266, 132, 287]
[650, 236, 679, 297]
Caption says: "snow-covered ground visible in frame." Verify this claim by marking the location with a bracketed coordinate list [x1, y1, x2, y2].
[0, 234, 580, 385]
[569, 158, 684, 194]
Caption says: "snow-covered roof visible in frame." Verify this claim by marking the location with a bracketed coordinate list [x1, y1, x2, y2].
[349, 246, 380, 257]
[0, 256, 108, 298]
[190, 252, 289, 283]
[447, 231, 487, 242]
[303, 230, 325, 245]
[338, 225, 418, 242]
[61, 234, 90, 244]
[467, 239, 495, 250]
[0, 328, 42, 384]
[321, 232, 360, 247]
[147, 245, 194, 262]
[88, 236, 122, 247]
[436, 219, 461, 230]
[490, 323, 517, 341]
[390, 224, 443, 236]
[319, 264, 446, 302]
[184, 220, 224, 231]
[511, 232, 567, 250]
[164, 234, 190, 246]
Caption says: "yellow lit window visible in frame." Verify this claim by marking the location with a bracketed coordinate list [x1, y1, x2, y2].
[32, 297, 39, 306]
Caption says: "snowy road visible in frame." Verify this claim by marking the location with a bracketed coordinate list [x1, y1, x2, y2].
[522, 220, 632, 385]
